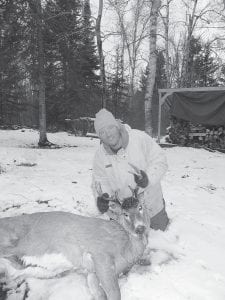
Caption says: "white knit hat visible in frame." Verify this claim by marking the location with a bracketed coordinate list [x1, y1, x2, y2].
[94, 109, 119, 136]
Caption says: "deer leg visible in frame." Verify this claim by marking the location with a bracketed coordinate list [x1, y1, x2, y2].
[87, 272, 107, 300]
[0, 257, 29, 291]
[4, 280, 29, 300]
[0, 257, 30, 300]
[0, 258, 20, 283]
[0, 256, 57, 287]
[93, 255, 121, 300]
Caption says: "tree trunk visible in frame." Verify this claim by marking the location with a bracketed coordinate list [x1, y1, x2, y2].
[36, 0, 48, 145]
[96, 0, 106, 108]
[28, 0, 49, 146]
[145, 0, 161, 136]
[180, 0, 198, 87]
[164, 0, 170, 88]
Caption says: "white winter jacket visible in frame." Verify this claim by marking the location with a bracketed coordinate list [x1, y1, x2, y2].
[92, 125, 168, 218]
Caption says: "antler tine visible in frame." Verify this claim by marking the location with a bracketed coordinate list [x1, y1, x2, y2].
[107, 190, 118, 203]
[128, 185, 139, 198]
[128, 185, 135, 196]
[95, 183, 123, 204]
[95, 181, 103, 196]
[114, 190, 122, 204]
[128, 162, 141, 176]
[95, 182, 119, 202]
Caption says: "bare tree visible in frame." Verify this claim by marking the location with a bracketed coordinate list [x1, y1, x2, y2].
[160, 0, 174, 88]
[180, 0, 198, 87]
[144, 0, 161, 136]
[96, 0, 106, 108]
[162, 0, 219, 88]
[107, 0, 150, 116]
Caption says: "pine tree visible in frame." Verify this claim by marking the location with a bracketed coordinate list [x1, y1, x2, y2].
[0, 1, 28, 125]
[78, 0, 100, 115]
[107, 47, 128, 121]
[1, 0, 101, 129]
[190, 39, 219, 87]
[80, 0, 99, 84]
[43, 0, 83, 125]
[44, 0, 100, 124]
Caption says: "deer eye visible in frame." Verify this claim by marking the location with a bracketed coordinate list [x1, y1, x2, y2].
[138, 205, 143, 211]
[123, 212, 129, 218]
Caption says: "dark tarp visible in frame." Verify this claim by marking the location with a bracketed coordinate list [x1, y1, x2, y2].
[165, 91, 225, 125]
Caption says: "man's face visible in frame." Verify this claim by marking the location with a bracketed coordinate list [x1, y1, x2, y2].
[99, 125, 121, 149]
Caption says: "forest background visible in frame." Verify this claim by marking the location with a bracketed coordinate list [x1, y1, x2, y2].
[1, 0, 225, 144]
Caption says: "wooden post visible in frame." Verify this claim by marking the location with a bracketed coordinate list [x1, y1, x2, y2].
[157, 91, 162, 143]
[157, 90, 172, 143]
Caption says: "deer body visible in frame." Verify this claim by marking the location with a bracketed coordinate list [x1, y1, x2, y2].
[0, 203, 149, 300]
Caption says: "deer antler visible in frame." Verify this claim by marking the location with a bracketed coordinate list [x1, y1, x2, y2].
[95, 182, 121, 203]
[95, 181, 103, 196]
[114, 190, 122, 204]
[128, 185, 139, 198]
[128, 162, 141, 176]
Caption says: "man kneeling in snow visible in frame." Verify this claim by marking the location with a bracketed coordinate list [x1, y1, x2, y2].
[92, 108, 169, 231]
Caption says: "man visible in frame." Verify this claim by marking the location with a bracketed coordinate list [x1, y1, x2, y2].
[92, 108, 169, 231]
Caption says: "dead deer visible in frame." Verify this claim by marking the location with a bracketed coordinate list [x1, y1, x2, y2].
[0, 190, 150, 300]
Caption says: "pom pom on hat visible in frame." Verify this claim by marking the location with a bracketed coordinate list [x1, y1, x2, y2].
[94, 109, 119, 136]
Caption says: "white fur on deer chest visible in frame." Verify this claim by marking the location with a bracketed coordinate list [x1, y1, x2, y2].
[21, 251, 95, 275]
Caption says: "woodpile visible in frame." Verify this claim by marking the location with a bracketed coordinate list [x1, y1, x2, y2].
[65, 117, 96, 136]
[165, 116, 225, 151]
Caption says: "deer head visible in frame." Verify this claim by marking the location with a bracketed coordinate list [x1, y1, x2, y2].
[107, 187, 150, 239]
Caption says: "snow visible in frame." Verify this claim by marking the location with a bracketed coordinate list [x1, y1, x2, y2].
[0, 129, 225, 300]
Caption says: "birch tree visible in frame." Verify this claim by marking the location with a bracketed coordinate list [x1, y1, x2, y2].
[144, 0, 161, 136]
[160, 0, 173, 88]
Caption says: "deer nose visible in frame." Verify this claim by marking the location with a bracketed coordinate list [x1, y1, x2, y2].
[135, 225, 145, 235]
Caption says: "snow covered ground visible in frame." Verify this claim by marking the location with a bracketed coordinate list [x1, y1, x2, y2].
[0, 129, 225, 300]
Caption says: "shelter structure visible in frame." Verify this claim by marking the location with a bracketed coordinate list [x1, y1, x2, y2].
[157, 87, 225, 143]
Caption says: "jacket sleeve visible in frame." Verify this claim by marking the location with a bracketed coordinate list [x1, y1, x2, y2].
[91, 149, 113, 199]
[142, 132, 168, 186]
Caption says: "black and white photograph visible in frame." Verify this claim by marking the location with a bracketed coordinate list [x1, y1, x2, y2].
[0, 0, 225, 299]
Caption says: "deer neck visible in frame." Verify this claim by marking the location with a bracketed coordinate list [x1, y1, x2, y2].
[123, 231, 148, 265]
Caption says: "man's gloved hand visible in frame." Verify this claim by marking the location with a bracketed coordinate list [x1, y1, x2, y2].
[134, 170, 149, 188]
[97, 193, 110, 213]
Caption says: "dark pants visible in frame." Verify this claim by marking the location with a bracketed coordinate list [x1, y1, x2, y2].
[150, 204, 169, 231]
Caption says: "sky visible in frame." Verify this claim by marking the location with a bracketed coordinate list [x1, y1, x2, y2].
[0, 129, 225, 299]
[90, 0, 225, 77]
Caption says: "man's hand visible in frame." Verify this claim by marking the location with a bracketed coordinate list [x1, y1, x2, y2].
[134, 170, 149, 188]
[128, 163, 149, 189]
[97, 193, 110, 213]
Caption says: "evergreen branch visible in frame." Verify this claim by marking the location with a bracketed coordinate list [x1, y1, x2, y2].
[45, 11, 77, 21]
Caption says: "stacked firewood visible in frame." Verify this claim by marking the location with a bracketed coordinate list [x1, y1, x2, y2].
[165, 116, 225, 150]
[165, 116, 191, 146]
[204, 127, 225, 150]
[65, 117, 97, 136]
